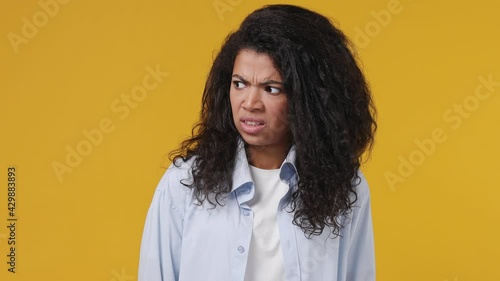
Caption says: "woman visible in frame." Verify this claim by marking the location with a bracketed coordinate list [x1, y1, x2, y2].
[138, 4, 377, 281]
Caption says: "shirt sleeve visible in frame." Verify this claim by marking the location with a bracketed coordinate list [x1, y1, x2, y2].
[138, 166, 185, 281]
[345, 171, 376, 281]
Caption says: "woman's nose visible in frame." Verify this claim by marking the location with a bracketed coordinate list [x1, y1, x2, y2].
[242, 86, 263, 111]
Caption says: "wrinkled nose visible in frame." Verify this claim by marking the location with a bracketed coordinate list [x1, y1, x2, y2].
[242, 86, 263, 111]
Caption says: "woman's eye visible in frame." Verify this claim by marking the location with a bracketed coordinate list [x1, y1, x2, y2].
[233, 81, 245, 89]
[265, 86, 281, 94]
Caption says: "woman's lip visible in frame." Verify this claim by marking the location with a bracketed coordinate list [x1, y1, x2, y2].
[241, 117, 265, 123]
[240, 120, 265, 135]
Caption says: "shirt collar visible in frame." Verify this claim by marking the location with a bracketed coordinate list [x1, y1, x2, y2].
[230, 136, 299, 194]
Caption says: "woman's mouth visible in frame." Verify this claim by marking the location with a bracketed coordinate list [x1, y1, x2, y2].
[240, 118, 265, 135]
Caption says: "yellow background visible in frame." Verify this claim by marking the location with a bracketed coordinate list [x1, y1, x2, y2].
[1, 0, 499, 280]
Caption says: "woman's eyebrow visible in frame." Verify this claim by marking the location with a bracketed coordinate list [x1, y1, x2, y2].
[232, 74, 284, 86]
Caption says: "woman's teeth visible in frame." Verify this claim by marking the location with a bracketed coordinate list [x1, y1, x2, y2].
[245, 121, 262, 126]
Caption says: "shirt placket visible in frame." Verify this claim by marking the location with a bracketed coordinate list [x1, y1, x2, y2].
[232, 186, 255, 281]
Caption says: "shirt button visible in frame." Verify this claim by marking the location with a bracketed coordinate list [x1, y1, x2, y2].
[242, 210, 250, 216]
[238, 246, 245, 253]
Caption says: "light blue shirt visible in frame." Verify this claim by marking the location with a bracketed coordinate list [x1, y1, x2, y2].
[138, 137, 376, 281]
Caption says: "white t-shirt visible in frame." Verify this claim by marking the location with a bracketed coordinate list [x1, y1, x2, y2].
[243, 164, 289, 281]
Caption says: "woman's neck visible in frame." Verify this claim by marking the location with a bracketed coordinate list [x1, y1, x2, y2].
[245, 142, 292, 170]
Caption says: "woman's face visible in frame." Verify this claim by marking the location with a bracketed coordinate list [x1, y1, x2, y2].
[230, 49, 291, 152]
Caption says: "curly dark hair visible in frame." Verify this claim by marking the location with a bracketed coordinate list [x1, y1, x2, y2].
[169, 4, 377, 238]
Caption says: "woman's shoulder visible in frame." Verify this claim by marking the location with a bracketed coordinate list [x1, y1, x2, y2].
[351, 168, 371, 206]
[155, 156, 197, 199]
[354, 170, 370, 198]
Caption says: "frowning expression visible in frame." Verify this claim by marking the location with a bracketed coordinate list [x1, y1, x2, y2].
[230, 49, 291, 150]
